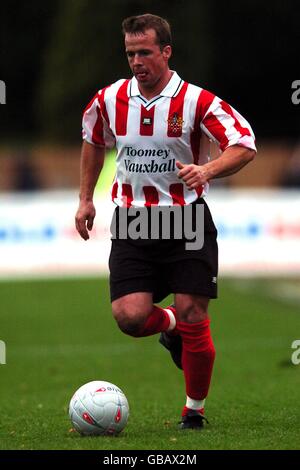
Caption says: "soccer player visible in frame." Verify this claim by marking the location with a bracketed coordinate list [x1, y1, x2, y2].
[75, 14, 256, 429]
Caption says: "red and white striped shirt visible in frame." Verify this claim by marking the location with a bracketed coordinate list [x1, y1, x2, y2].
[82, 72, 256, 207]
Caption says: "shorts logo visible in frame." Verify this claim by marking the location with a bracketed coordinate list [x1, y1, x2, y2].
[167, 112, 184, 134]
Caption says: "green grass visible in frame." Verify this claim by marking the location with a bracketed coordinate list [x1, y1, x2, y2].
[0, 277, 299, 450]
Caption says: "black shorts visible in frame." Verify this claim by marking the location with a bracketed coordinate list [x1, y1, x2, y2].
[109, 198, 218, 303]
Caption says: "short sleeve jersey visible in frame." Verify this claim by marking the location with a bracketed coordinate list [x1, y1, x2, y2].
[82, 72, 256, 207]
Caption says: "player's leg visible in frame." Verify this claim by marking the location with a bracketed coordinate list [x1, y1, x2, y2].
[175, 293, 215, 429]
[111, 292, 176, 337]
[109, 218, 177, 338]
[159, 198, 217, 427]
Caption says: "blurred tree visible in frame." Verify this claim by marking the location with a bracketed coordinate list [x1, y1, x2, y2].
[211, 0, 300, 139]
[38, 0, 128, 142]
[0, 0, 59, 141]
[1, 0, 299, 143]
[37, 0, 214, 142]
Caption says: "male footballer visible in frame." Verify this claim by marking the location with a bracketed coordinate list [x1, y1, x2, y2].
[75, 13, 256, 429]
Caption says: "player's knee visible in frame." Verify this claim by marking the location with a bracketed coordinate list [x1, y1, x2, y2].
[112, 305, 148, 337]
[115, 314, 144, 336]
[176, 297, 209, 323]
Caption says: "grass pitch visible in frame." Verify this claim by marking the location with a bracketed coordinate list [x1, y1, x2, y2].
[0, 277, 299, 450]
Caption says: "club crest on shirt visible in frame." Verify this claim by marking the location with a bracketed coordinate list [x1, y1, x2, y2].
[167, 112, 184, 134]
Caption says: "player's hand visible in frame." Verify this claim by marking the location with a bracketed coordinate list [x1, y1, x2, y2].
[75, 200, 96, 240]
[176, 161, 209, 190]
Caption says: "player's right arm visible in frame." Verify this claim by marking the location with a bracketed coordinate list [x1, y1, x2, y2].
[75, 87, 115, 240]
[75, 141, 105, 240]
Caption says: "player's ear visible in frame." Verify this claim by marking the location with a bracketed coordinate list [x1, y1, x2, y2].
[162, 45, 172, 60]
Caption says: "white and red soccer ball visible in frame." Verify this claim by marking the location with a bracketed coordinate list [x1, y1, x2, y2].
[69, 381, 129, 436]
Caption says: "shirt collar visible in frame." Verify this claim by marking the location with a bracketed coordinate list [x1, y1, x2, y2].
[129, 71, 183, 98]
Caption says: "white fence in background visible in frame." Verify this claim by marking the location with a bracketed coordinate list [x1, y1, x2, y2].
[0, 189, 300, 278]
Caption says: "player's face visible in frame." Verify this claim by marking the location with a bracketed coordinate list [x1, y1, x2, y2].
[125, 29, 171, 90]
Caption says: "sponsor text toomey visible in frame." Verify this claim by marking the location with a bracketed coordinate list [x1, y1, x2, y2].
[123, 146, 175, 174]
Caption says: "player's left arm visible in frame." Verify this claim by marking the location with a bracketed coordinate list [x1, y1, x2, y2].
[176, 144, 256, 190]
[178, 92, 257, 189]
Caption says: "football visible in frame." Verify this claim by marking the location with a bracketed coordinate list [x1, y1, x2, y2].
[69, 380, 129, 436]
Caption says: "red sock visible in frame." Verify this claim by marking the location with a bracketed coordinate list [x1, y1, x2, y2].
[137, 305, 176, 337]
[177, 319, 215, 400]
